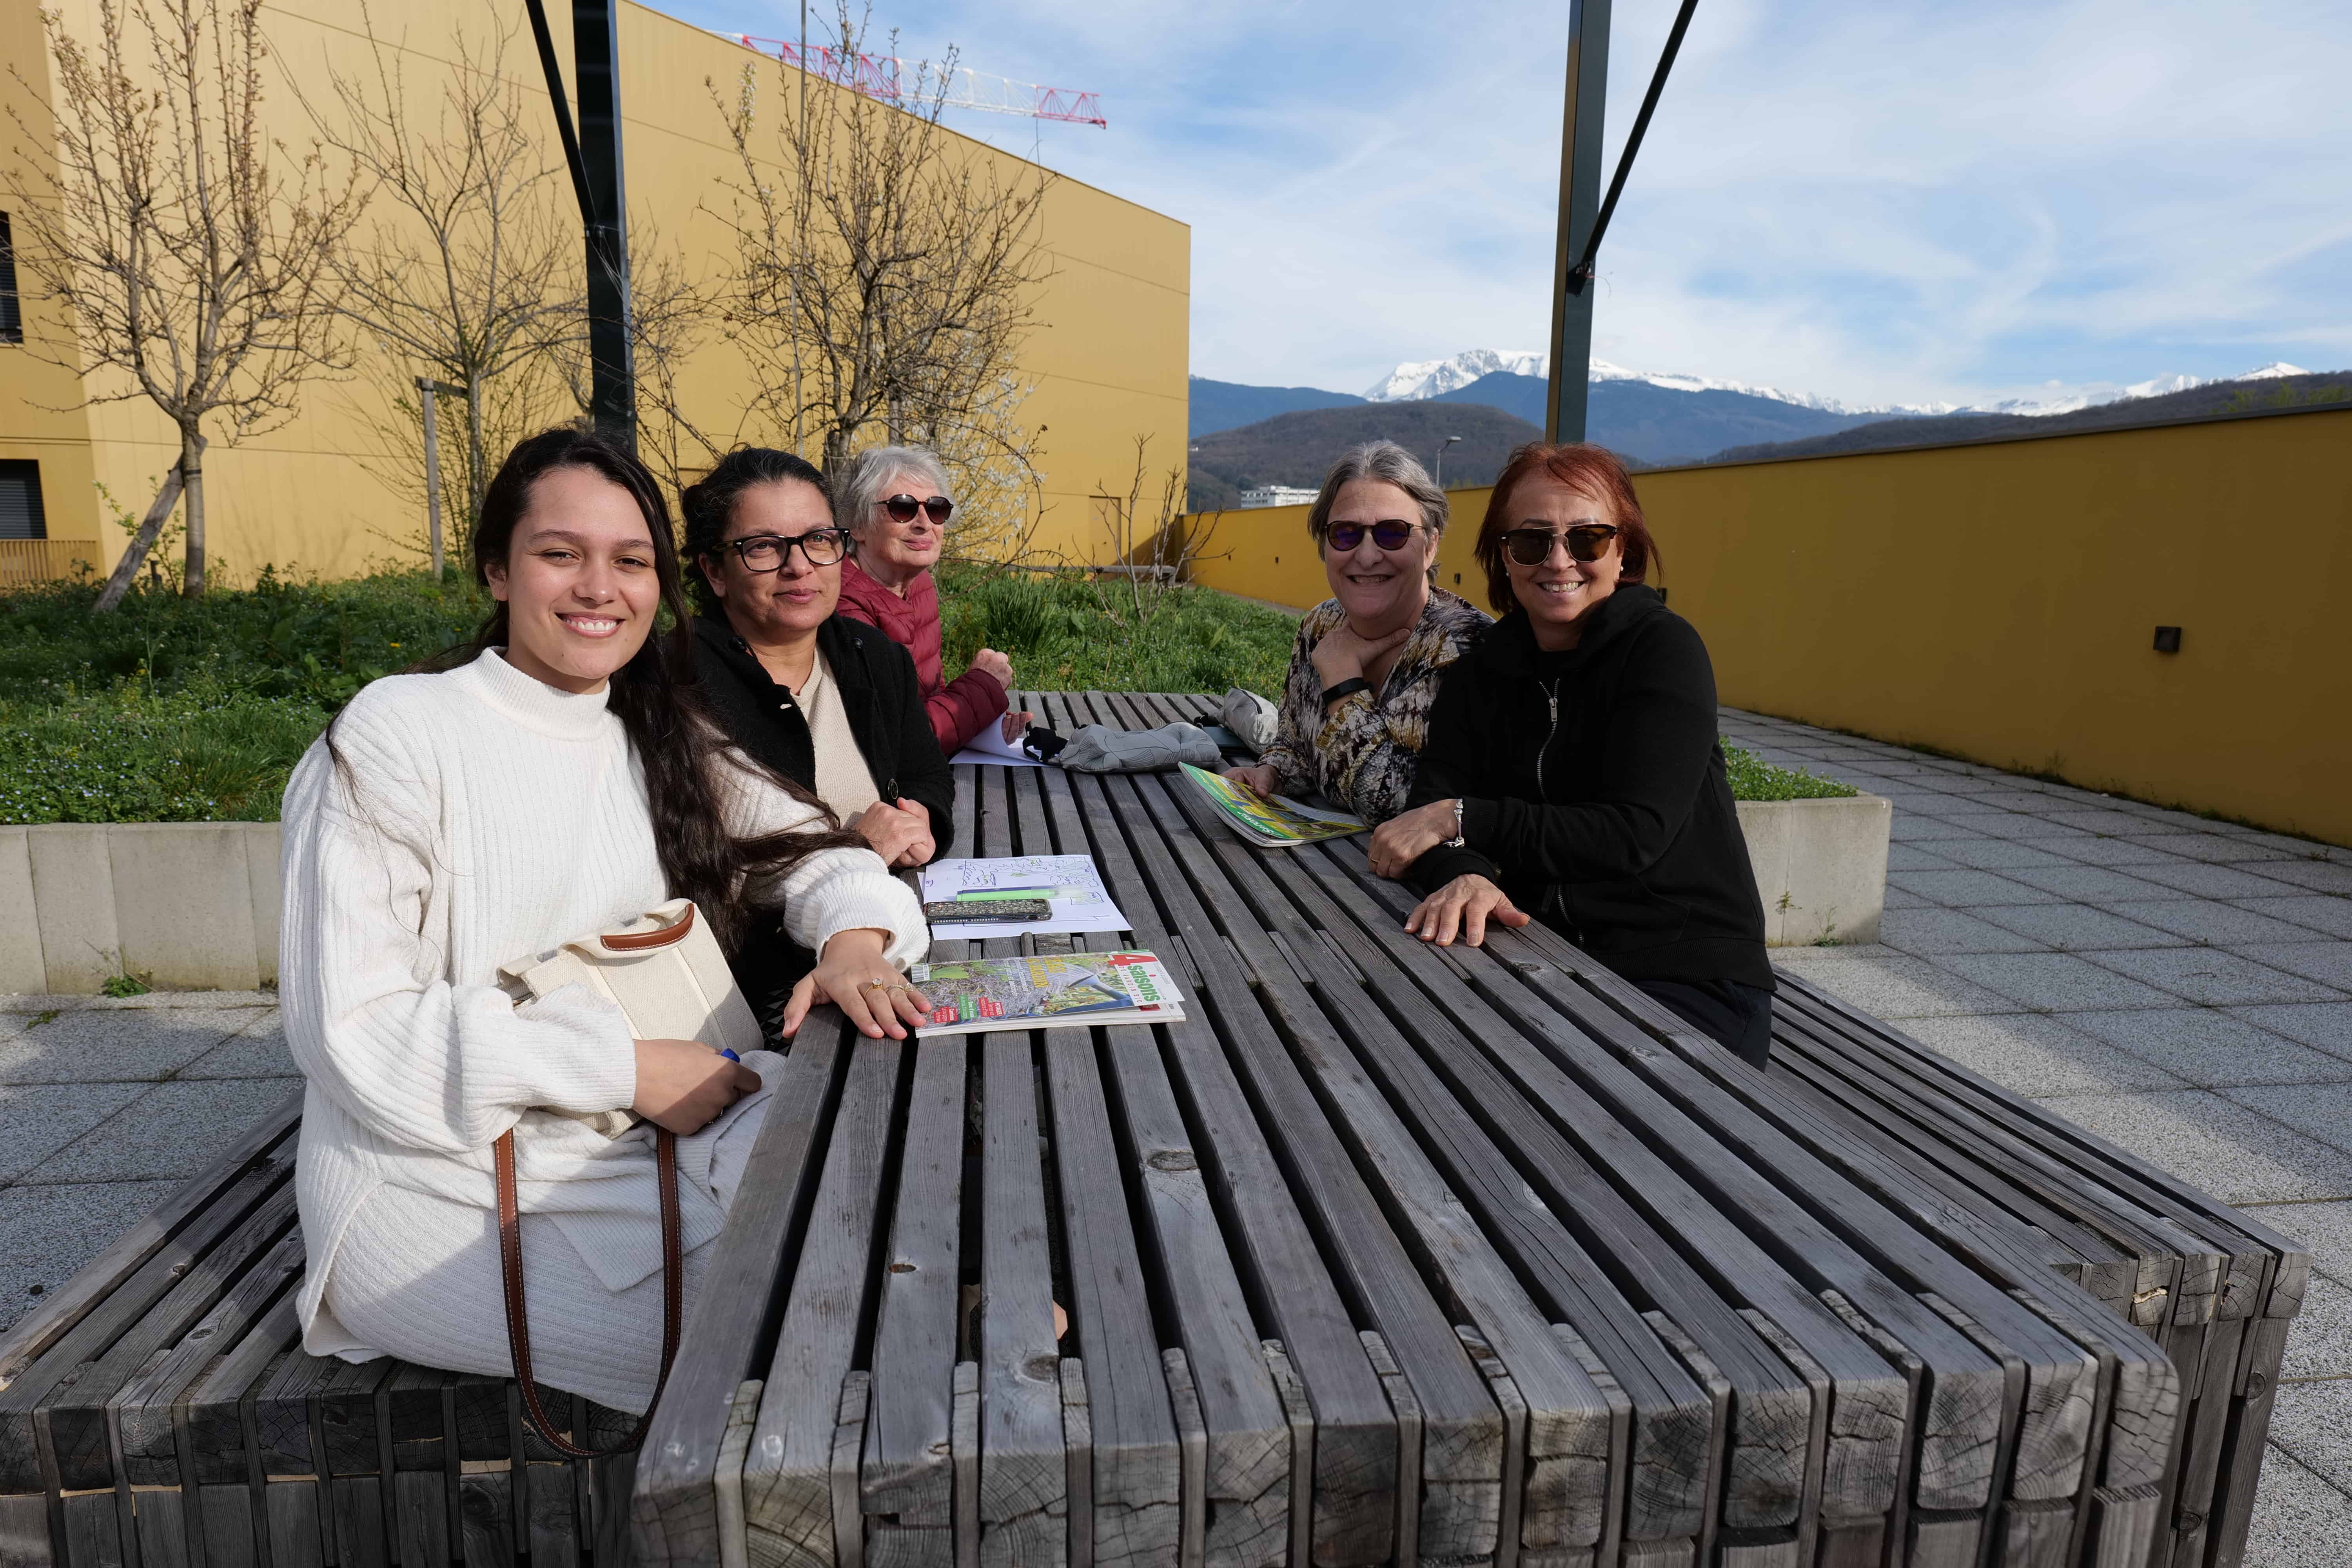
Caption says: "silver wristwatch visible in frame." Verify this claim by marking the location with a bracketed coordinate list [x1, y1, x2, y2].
[1441, 797, 1466, 849]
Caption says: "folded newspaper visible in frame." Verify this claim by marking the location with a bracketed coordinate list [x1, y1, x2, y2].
[1179, 762, 1368, 848]
[910, 952, 1185, 1037]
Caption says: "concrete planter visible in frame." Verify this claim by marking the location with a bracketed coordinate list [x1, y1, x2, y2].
[0, 822, 281, 994]
[1736, 794, 1891, 946]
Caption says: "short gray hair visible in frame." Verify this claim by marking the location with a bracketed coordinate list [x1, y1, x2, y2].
[833, 445, 953, 537]
[1305, 441, 1448, 543]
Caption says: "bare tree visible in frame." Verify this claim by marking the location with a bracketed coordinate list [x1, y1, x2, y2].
[306, 9, 579, 559]
[4, 0, 361, 606]
[1078, 434, 1225, 633]
[706, 4, 1054, 562]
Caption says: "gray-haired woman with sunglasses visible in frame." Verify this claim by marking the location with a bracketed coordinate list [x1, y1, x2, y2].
[832, 446, 1033, 757]
[1225, 441, 1490, 823]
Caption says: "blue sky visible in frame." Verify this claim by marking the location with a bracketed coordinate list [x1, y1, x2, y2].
[663, 0, 2352, 408]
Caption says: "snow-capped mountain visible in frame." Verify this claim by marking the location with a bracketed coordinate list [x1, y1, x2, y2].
[1362, 350, 2311, 420]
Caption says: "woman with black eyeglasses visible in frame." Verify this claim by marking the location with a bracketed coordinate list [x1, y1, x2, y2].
[1367, 441, 1775, 1067]
[1224, 441, 1491, 822]
[831, 446, 1034, 758]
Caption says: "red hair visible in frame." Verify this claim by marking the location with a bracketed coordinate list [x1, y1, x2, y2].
[1472, 443, 1659, 614]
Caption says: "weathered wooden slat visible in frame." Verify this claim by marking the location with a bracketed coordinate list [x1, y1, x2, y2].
[113, 1230, 305, 1489]
[976, 1034, 1066, 1568]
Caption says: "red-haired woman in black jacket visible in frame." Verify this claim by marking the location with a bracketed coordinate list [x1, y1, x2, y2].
[1366, 442, 1774, 1066]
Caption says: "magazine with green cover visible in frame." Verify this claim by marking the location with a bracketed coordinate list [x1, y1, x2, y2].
[910, 951, 1185, 1037]
[1178, 762, 1367, 847]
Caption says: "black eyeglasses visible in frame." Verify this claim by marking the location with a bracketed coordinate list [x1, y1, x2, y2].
[1315, 519, 1423, 552]
[883, 494, 954, 524]
[723, 528, 849, 572]
[1501, 523, 1618, 566]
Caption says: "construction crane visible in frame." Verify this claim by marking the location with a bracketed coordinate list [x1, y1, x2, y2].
[731, 35, 1106, 128]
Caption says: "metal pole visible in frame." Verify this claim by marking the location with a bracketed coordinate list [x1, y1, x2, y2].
[417, 378, 444, 581]
[573, 0, 635, 445]
[1545, 0, 1612, 444]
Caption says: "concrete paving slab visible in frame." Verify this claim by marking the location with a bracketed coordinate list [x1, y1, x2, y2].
[0, 1080, 150, 1182]
[1894, 1011, 2187, 1097]
[2105, 898, 2336, 947]
[2042, 835, 2192, 866]
[1888, 815, 1981, 842]
[1886, 843, 1962, 872]
[1768, 953, 2022, 1019]
[1937, 951, 2180, 1012]
[1919, 838, 2077, 871]
[1875, 907, 2049, 955]
[1971, 902, 2189, 952]
[2230, 1085, 2352, 1158]
[0, 1178, 183, 1336]
[2043, 808, 2194, 835]
[21, 1076, 302, 1183]
[2252, 1201, 2352, 1288]
[1888, 868, 2063, 907]
[2002, 863, 2193, 902]
[2281, 1275, 2352, 1380]
[0, 989, 279, 1012]
[2256, 860, 2352, 897]
[2232, 1005, 2352, 1061]
[2124, 860, 2312, 899]
[2267, 1380, 2352, 1496]
[1881, 884, 1931, 909]
[0, 1004, 274, 1085]
[2240, 1445, 2352, 1568]
[2236, 897, 2352, 940]
[2228, 942, 2352, 993]
[2032, 1089, 2352, 1203]
[2067, 1008, 2352, 1088]
[2122, 831, 2298, 864]
[2091, 947, 2345, 1007]
[183, 1016, 294, 1078]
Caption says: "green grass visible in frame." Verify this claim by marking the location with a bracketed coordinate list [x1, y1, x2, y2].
[935, 566, 1296, 697]
[1723, 743, 1860, 802]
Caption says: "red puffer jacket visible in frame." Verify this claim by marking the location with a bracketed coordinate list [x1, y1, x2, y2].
[835, 557, 1008, 756]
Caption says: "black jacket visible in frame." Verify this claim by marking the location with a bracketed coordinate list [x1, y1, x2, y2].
[1406, 586, 1770, 990]
[691, 612, 955, 855]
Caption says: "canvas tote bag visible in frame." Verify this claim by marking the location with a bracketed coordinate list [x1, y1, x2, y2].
[494, 898, 761, 1455]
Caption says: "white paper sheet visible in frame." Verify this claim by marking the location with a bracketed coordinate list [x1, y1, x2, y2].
[918, 854, 1131, 939]
[948, 724, 1044, 767]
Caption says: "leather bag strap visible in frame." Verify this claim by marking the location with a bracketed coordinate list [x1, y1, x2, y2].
[495, 1123, 683, 1458]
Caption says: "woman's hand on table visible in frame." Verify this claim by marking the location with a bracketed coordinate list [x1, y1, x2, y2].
[1222, 764, 1279, 797]
[854, 797, 936, 868]
[1310, 621, 1410, 689]
[780, 927, 931, 1040]
[1368, 798, 1459, 878]
[998, 708, 1035, 745]
[631, 1038, 762, 1135]
[1404, 874, 1530, 947]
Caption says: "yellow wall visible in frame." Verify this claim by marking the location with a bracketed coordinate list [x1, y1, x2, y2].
[0, 0, 1188, 576]
[1188, 407, 2352, 847]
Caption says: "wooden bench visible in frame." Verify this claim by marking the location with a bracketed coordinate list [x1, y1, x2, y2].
[0, 693, 2305, 1568]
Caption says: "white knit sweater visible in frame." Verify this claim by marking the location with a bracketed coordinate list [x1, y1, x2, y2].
[280, 649, 924, 1359]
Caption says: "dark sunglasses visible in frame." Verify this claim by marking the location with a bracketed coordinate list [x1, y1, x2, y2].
[723, 528, 849, 571]
[883, 494, 954, 524]
[1316, 519, 1422, 552]
[1501, 523, 1619, 566]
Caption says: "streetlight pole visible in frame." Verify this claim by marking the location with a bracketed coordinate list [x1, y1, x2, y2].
[1436, 435, 1463, 488]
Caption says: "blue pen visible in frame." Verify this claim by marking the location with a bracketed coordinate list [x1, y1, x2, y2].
[719, 1049, 741, 1062]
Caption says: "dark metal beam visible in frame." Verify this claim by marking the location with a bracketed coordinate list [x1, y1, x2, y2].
[1545, 0, 1612, 443]
[523, 0, 636, 446]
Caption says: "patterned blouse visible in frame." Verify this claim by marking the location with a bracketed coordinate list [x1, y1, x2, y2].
[1258, 587, 1492, 824]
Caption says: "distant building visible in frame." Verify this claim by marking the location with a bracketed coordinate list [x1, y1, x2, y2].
[1238, 485, 1319, 509]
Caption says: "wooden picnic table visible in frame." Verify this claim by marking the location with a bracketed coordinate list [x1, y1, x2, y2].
[630, 693, 2305, 1568]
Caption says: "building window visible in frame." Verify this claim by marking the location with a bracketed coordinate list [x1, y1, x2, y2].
[0, 212, 20, 344]
[0, 462, 46, 540]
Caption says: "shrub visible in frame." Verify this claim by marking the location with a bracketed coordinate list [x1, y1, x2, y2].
[1722, 744, 1859, 802]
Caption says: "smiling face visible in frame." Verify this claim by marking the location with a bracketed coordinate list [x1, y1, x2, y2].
[1504, 475, 1624, 650]
[1320, 478, 1437, 631]
[483, 464, 663, 693]
[858, 471, 948, 579]
[704, 477, 842, 649]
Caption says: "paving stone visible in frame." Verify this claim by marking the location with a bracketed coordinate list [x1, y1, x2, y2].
[2280, 1276, 2352, 1381]
[1875, 907, 2049, 956]
[1770, 942, 1901, 962]
[2003, 863, 2191, 901]
[2265, 1382, 2352, 1500]
[2044, 835, 2195, 866]
[0, 1004, 272, 1085]
[2253, 1201, 2352, 1288]
[1888, 814, 1980, 842]
[2232, 1085, 2352, 1159]
[1962, 817, 2103, 846]
[183, 1016, 294, 1078]
[0, 1081, 149, 1181]
[21, 1076, 302, 1183]
[2235, 898, 2352, 941]
[1892, 1011, 2186, 1097]
[2067, 1007, 2352, 1088]
[2105, 899, 2334, 947]
[1888, 868, 2062, 907]
[0, 990, 280, 1013]
[1880, 884, 1930, 909]
[2254, 860, 2352, 897]
[2227, 943, 2352, 993]
[0, 1179, 183, 1336]
[2043, 808, 2192, 835]
[2122, 860, 2309, 899]
[1767, 953, 2021, 1020]
[2032, 1089, 2352, 1204]
[2232, 1005, 2352, 1062]
[2240, 1444, 2352, 1568]
[1936, 951, 2178, 1012]
[1918, 838, 2075, 871]
[1971, 903, 2188, 952]
[1885, 843, 1961, 872]
[2090, 947, 2344, 1007]
[2118, 831, 2298, 864]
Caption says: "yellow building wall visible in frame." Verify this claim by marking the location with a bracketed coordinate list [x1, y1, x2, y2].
[0, 0, 1187, 577]
[1188, 407, 2352, 848]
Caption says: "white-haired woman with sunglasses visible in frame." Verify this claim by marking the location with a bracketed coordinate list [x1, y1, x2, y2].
[833, 446, 1033, 757]
[1224, 441, 1490, 823]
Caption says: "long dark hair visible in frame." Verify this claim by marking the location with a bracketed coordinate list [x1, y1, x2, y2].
[339, 426, 863, 952]
[680, 447, 830, 615]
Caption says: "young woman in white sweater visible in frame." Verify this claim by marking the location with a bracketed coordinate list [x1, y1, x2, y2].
[279, 428, 929, 1413]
